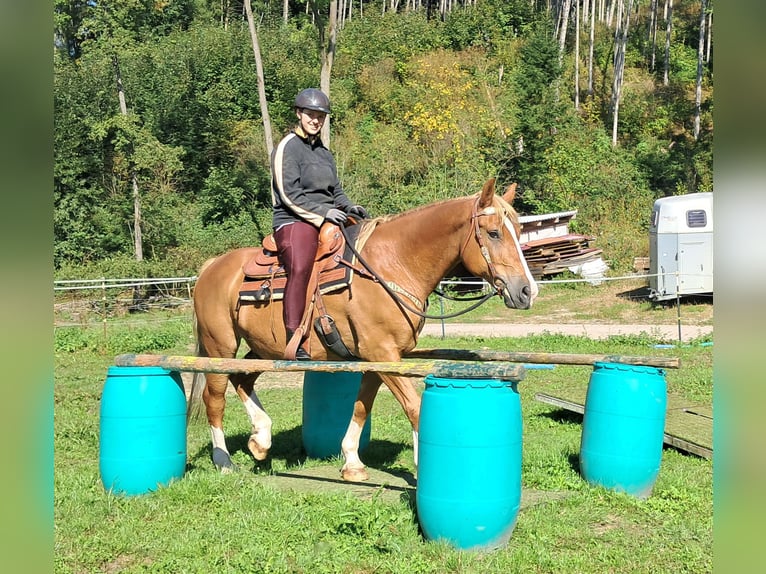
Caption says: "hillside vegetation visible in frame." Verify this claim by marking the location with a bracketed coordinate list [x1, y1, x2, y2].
[54, 0, 713, 278]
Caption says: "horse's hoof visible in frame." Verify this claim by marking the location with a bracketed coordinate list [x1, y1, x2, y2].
[212, 447, 237, 473]
[341, 466, 369, 482]
[248, 437, 270, 461]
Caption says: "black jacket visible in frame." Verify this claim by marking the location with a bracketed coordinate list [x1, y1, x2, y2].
[271, 128, 353, 229]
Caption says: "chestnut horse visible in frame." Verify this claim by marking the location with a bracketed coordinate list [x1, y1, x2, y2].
[190, 178, 538, 481]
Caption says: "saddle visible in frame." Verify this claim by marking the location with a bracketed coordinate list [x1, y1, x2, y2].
[239, 223, 364, 360]
[239, 223, 354, 302]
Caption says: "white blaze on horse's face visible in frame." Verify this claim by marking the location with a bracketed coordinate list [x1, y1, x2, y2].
[503, 213, 539, 303]
[477, 202, 539, 309]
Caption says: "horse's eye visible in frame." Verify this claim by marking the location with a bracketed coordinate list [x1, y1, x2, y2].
[487, 229, 501, 240]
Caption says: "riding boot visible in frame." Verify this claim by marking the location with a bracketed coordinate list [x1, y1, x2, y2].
[286, 329, 312, 361]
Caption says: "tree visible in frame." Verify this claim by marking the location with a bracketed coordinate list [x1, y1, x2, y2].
[663, 0, 673, 85]
[244, 0, 275, 155]
[308, 0, 340, 146]
[611, 0, 635, 146]
[693, 0, 707, 140]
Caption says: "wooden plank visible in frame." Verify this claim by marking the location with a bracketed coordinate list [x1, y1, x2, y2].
[113, 353, 526, 381]
[406, 348, 680, 369]
[257, 464, 573, 508]
[534, 391, 713, 459]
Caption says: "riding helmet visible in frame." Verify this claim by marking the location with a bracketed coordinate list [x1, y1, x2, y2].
[294, 88, 331, 115]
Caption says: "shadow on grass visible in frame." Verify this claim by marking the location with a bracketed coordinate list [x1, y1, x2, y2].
[537, 408, 583, 425]
[187, 424, 412, 478]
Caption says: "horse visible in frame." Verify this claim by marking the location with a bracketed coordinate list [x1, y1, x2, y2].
[190, 177, 538, 481]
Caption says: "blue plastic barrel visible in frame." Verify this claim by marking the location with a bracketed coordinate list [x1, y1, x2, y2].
[99, 366, 187, 496]
[302, 372, 371, 459]
[580, 362, 667, 499]
[416, 375, 522, 551]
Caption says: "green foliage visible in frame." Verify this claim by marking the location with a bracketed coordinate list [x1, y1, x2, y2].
[443, 0, 534, 51]
[54, 1, 713, 277]
[54, 321, 189, 354]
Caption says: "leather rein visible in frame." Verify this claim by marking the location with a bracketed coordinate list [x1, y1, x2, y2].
[339, 197, 510, 321]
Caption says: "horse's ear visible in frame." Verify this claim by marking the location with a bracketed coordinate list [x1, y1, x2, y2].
[502, 182, 518, 204]
[479, 177, 496, 208]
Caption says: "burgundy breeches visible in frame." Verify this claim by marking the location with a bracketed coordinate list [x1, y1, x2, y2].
[274, 221, 319, 331]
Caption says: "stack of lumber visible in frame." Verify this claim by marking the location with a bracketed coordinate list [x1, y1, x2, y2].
[521, 234, 603, 278]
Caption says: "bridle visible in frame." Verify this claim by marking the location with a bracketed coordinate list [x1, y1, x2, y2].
[340, 195, 517, 320]
[458, 195, 519, 298]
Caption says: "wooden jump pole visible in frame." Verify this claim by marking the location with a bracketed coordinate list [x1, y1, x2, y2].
[405, 348, 680, 369]
[113, 354, 527, 381]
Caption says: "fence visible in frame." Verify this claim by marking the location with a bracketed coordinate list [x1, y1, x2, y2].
[53, 272, 712, 342]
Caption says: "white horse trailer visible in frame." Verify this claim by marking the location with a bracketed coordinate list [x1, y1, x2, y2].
[648, 192, 713, 301]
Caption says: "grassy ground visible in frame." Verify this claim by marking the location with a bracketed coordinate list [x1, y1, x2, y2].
[54, 309, 713, 573]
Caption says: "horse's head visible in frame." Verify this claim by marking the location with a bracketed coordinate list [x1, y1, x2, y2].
[460, 178, 539, 309]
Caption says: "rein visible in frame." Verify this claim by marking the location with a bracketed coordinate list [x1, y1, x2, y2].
[339, 198, 500, 321]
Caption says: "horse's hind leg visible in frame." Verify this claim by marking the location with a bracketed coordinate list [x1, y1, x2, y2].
[202, 371, 238, 472]
[231, 364, 272, 462]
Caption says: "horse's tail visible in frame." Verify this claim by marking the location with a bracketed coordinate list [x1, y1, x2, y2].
[186, 257, 218, 426]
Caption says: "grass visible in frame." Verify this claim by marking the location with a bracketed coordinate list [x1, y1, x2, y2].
[54, 312, 713, 573]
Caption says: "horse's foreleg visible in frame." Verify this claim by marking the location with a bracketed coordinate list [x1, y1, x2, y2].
[340, 372, 381, 482]
[202, 372, 237, 473]
[380, 373, 422, 467]
[232, 372, 272, 461]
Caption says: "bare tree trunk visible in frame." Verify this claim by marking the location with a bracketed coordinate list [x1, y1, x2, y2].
[310, 0, 339, 146]
[705, 8, 712, 63]
[283, 0, 289, 24]
[611, 0, 634, 147]
[575, 0, 580, 109]
[663, 0, 673, 86]
[556, 0, 572, 102]
[588, 0, 595, 95]
[693, 0, 707, 140]
[112, 54, 143, 261]
[244, 0, 275, 156]
[607, 0, 617, 26]
[648, 0, 658, 70]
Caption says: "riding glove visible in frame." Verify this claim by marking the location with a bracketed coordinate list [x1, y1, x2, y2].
[325, 208, 348, 224]
[348, 205, 369, 219]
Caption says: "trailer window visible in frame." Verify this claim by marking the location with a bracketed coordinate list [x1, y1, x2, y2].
[686, 209, 707, 228]
[651, 209, 659, 227]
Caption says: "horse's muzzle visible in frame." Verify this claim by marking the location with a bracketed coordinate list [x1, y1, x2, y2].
[498, 277, 536, 310]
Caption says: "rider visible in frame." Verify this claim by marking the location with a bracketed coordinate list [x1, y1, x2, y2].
[271, 88, 368, 360]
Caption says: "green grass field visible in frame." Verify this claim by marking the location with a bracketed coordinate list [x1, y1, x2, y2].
[54, 316, 712, 573]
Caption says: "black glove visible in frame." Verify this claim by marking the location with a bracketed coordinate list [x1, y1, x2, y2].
[348, 205, 369, 219]
[325, 208, 348, 225]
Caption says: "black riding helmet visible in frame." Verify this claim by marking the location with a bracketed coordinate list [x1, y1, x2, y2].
[294, 88, 331, 115]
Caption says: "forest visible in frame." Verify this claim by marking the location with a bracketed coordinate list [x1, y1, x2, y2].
[53, 0, 713, 278]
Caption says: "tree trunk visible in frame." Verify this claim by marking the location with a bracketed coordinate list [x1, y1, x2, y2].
[611, 0, 634, 147]
[113, 54, 143, 262]
[574, 0, 580, 109]
[244, 0, 275, 156]
[317, 1, 339, 146]
[693, 0, 707, 140]
[283, 0, 289, 24]
[648, 0, 658, 71]
[705, 8, 712, 64]
[663, 0, 673, 86]
[588, 0, 595, 95]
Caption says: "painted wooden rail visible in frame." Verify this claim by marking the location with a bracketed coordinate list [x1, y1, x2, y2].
[113, 353, 527, 381]
[405, 348, 680, 369]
